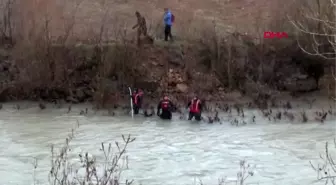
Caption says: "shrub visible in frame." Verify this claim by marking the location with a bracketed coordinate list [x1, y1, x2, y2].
[30, 122, 256, 185]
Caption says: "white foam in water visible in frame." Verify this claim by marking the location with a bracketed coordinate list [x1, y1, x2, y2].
[0, 102, 335, 185]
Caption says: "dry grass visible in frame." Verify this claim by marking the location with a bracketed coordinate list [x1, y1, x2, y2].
[0, 0, 333, 105]
[2, 0, 277, 42]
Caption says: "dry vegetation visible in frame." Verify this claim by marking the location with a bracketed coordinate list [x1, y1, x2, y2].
[0, 1, 333, 183]
[0, 0, 334, 107]
[28, 121, 335, 185]
[310, 139, 336, 185]
[33, 122, 256, 185]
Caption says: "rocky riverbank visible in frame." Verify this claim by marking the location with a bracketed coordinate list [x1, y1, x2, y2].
[0, 33, 334, 110]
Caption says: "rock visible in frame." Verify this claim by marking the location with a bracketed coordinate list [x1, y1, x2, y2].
[141, 35, 154, 45]
[167, 47, 184, 66]
[177, 76, 183, 83]
[83, 88, 94, 97]
[76, 89, 86, 101]
[0, 86, 10, 101]
[101, 78, 118, 93]
[169, 59, 183, 66]
[176, 83, 188, 93]
[66, 96, 79, 103]
[283, 78, 316, 92]
[0, 49, 9, 60]
[135, 81, 160, 92]
[223, 91, 242, 101]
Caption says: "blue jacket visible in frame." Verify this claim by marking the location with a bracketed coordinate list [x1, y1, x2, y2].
[164, 10, 172, 26]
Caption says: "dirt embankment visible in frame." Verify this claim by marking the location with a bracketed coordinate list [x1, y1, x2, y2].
[0, 0, 333, 112]
[0, 31, 334, 110]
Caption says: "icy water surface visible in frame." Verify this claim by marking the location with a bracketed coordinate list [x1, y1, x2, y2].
[0, 102, 335, 185]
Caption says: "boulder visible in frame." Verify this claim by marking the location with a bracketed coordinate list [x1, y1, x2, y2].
[283, 75, 317, 92]
[83, 87, 94, 97]
[101, 78, 118, 93]
[167, 47, 184, 67]
[167, 68, 184, 87]
[135, 81, 160, 92]
[284, 77, 316, 92]
[176, 83, 188, 93]
[76, 88, 86, 101]
[66, 96, 79, 103]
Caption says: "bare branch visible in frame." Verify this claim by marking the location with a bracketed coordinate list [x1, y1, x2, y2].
[288, 0, 336, 59]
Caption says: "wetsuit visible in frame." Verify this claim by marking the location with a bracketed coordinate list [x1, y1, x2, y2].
[157, 99, 174, 120]
[132, 90, 143, 114]
[187, 98, 202, 121]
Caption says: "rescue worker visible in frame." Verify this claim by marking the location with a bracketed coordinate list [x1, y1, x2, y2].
[132, 88, 143, 115]
[132, 11, 148, 46]
[187, 96, 202, 121]
[157, 95, 175, 120]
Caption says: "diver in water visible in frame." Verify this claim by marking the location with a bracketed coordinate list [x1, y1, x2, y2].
[157, 95, 175, 120]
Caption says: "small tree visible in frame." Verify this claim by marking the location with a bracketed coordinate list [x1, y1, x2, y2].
[310, 139, 336, 184]
[288, 0, 335, 59]
[288, 0, 335, 96]
[288, 0, 336, 181]
[47, 122, 136, 185]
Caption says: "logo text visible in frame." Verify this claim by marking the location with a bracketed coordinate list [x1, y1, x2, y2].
[264, 32, 288, 39]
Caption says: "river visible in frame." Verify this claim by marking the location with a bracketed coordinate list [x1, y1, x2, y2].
[0, 102, 335, 185]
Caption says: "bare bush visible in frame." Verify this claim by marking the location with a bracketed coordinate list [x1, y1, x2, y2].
[287, 0, 335, 98]
[0, 0, 141, 104]
[195, 159, 254, 185]
[47, 122, 136, 185]
[288, 0, 335, 59]
[310, 139, 336, 184]
[197, 23, 250, 90]
[29, 122, 256, 185]
[0, 0, 332, 104]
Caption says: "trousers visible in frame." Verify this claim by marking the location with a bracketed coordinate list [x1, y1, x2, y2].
[159, 110, 172, 120]
[133, 105, 140, 114]
[164, 25, 173, 41]
[188, 112, 201, 121]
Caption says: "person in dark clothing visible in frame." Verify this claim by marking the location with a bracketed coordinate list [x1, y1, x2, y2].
[132, 88, 144, 115]
[157, 95, 175, 120]
[132, 11, 148, 46]
[187, 96, 202, 121]
[163, 8, 173, 41]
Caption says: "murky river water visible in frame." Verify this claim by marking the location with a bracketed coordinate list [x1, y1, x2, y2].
[0, 102, 335, 185]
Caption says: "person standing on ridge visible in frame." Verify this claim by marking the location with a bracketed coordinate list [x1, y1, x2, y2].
[187, 96, 202, 121]
[132, 11, 148, 46]
[132, 88, 144, 115]
[157, 95, 175, 120]
[163, 8, 174, 41]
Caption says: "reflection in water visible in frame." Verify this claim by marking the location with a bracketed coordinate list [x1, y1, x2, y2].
[0, 102, 335, 185]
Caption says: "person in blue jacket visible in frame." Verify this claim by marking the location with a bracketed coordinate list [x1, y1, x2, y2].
[163, 8, 173, 41]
